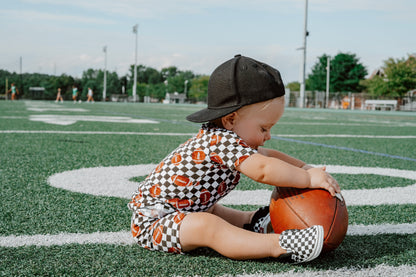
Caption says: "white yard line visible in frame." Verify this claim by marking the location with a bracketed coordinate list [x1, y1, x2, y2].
[1, 222, 415, 248]
[0, 130, 194, 136]
[1, 130, 415, 139]
[0, 231, 134, 247]
[237, 264, 416, 277]
[28, 115, 159, 125]
[278, 122, 416, 127]
[277, 134, 416, 139]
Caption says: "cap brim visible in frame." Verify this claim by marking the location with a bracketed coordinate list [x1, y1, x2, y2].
[186, 106, 241, 123]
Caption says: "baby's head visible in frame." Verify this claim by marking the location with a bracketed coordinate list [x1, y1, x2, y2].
[186, 55, 286, 124]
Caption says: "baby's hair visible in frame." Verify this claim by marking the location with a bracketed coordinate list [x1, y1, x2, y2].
[209, 96, 284, 127]
[259, 96, 284, 111]
[210, 117, 224, 128]
[245, 96, 284, 114]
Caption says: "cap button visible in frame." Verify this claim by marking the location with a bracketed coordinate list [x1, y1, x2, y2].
[234, 54, 241, 58]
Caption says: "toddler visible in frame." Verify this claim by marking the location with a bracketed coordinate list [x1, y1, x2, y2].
[128, 55, 340, 263]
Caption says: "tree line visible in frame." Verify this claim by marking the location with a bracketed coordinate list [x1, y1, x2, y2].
[2, 52, 415, 101]
[0, 65, 209, 103]
[287, 52, 416, 99]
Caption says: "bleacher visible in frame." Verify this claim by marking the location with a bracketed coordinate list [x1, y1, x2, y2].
[364, 99, 397, 111]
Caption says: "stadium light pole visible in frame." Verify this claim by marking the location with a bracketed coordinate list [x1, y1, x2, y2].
[20, 56, 23, 97]
[299, 0, 309, 108]
[184, 80, 189, 99]
[132, 24, 138, 102]
[326, 56, 330, 108]
[5, 78, 8, 101]
[103, 46, 107, 101]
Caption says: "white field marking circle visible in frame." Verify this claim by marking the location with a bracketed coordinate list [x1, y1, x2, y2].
[49, 164, 158, 198]
[222, 165, 416, 206]
[48, 164, 416, 206]
[2, 165, 415, 253]
[29, 115, 159, 125]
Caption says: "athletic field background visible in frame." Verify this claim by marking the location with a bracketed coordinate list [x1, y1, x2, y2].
[0, 100, 415, 276]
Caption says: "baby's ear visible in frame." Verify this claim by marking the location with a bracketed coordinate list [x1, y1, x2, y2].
[222, 112, 237, 130]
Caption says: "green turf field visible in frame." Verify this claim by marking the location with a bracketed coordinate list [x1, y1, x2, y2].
[1, 100, 415, 276]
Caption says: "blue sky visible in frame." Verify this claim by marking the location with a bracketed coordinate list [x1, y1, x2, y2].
[1, 0, 415, 83]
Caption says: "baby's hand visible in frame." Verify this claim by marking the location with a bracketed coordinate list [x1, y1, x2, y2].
[306, 166, 341, 196]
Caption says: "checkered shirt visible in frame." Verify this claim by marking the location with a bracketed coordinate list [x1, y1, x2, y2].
[128, 123, 257, 217]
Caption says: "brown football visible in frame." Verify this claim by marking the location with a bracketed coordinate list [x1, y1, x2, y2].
[270, 187, 348, 252]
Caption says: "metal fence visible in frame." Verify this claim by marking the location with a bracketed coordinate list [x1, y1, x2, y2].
[286, 90, 416, 111]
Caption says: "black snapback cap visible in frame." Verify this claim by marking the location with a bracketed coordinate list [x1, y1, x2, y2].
[186, 54, 285, 123]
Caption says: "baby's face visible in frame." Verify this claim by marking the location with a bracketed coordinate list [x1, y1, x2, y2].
[230, 97, 284, 149]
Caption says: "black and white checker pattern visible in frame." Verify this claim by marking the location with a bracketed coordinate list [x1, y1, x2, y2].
[131, 211, 184, 254]
[244, 205, 273, 234]
[128, 123, 256, 214]
[253, 213, 272, 234]
[128, 123, 257, 253]
[279, 225, 324, 263]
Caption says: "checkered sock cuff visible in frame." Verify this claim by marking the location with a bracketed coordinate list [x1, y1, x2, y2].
[243, 206, 271, 233]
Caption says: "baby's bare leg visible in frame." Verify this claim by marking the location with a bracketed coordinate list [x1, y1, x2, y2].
[179, 212, 286, 260]
[207, 204, 254, 228]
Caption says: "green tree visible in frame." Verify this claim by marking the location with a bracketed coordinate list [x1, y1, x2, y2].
[308, 54, 330, 92]
[54, 74, 75, 99]
[81, 68, 121, 100]
[106, 71, 122, 96]
[308, 52, 367, 93]
[144, 66, 163, 84]
[19, 72, 61, 99]
[331, 53, 367, 92]
[147, 83, 166, 100]
[286, 81, 300, 92]
[1, 63, 204, 102]
[364, 55, 416, 98]
[188, 75, 209, 103]
[166, 70, 195, 95]
[80, 69, 98, 100]
[0, 70, 18, 96]
[161, 66, 179, 79]
[127, 65, 163, 96]
[135, 65, 163, 84]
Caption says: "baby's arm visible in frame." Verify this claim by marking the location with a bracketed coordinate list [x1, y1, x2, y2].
[257, 147, 339, 192]
[257, 147, 307, 168]
[237, 153, 340, 196]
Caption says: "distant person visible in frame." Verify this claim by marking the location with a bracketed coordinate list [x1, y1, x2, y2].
[342, 96, 350, 109]
[87, 87, 94, 103]
[55, 88, 64, 103]
[7, 83, 19, 101]
[72, 85, 78, 103]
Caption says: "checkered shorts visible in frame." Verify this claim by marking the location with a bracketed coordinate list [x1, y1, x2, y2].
[131, 210, 187, 254]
